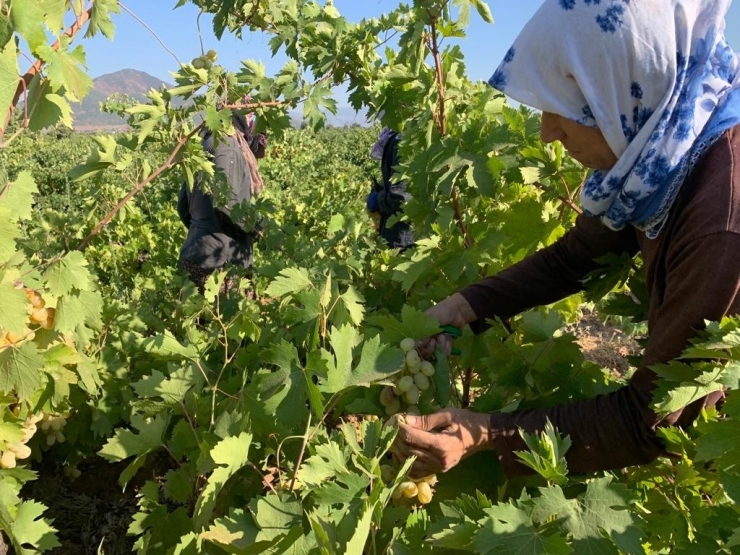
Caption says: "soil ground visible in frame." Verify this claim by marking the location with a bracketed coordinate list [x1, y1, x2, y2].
[567, 309, 642, 374]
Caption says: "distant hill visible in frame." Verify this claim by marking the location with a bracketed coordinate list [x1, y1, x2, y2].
[72, 68, 370, 131]
[72, 69, 171, 131]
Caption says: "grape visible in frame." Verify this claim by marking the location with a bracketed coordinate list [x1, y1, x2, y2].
[46, 434, 56, 446]
[379, 386, 396, 407]
[421, 474, 438, 485]
[206, 49, 218, 61]
[392, 384, 402, 396]
[50, 417, 64, 432]
[30, 307, 48, 324]
[413, 373, 430, 391]
[0, 452, 16, 469]
[420, 361, 435, 377]
[397, 375, 414, 393]
[417, 481, 433, 504]
[192, 57, 205, 69]
[405, 349, 421, 369]
[71, 468, 81, 479]
[405, 405, 421, 416]
[40, 420, 51, 432]
[391, 486, 403, 500]
[203, 59, 213, 70]
[403, 385, 420, 405]
[5, 331, 22, 344]
[13, 444, 31, 460]
[55, 432, 66, 444]
[399, 481, 418, 498]
[399, 337, 415, 352]
[384, 398, 401, 416]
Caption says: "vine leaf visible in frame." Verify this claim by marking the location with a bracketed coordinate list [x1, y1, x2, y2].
[321, 326, 404, 394]
[194, 432, 253, 530]
[36, 40, 92, 102]
[0, 341, 43, 401]
[473, 502, 570, 555]
[264, 267, 313, 298]
[44, 251, 93, 297]
[0, 284, 28, 335]
[10, 500, 61, 554]
[532, 477, 643, 555]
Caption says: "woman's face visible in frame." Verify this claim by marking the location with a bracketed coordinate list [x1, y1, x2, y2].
[540, 112, 618, 171]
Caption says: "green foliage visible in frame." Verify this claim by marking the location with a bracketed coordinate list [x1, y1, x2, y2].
[2, 0, 740, 553]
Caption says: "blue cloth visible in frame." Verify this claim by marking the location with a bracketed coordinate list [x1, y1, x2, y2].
[366, 190, 380, 213]
[489, 0, 740, 238]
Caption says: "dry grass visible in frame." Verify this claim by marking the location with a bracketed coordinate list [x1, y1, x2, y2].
[567, 310, 642, 374]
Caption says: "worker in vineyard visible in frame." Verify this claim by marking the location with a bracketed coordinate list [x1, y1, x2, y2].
[177, 105, 267, 294]
[366, 127, 415, 251]
[393, 0, 740, 479]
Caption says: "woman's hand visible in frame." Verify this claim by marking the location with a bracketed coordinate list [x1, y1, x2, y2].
[417, 293, 477, 359]
[392, 409, 492, 479]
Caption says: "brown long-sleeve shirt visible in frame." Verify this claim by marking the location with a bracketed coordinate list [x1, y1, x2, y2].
[459, 126, 740, 477]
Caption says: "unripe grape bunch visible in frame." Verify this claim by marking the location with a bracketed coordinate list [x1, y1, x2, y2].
[379, 338, 437, 416]
[0, 413, 43, 469]
[191, 49, 218, 70]
[38, 412, 67, 447]
[381, 463, 438, 505]
[0, 288, 56, 350]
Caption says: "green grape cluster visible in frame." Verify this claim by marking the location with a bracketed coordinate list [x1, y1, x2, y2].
[380, 463, 437, 505]
[191, 49, 217, 70]
[379, 338, 436, 416]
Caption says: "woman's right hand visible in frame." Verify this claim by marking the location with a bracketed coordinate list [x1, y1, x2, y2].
[416, 293, 476, 359]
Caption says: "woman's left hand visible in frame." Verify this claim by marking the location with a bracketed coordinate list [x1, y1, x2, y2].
[392, 409, 492, 478]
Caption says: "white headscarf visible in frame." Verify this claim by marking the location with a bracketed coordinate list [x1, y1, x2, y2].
[490, 0, 740, 237]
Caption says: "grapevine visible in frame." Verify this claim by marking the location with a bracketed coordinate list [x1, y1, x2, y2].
[1, 0, 739, 554]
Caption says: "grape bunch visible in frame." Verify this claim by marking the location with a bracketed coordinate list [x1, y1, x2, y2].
[191, 49, 218, 70]
[0, 414, 42, 469]
[0, 288, 56, 349]
[381, 464, 437, 505]
[379, 338, 436, 416]
[38, 413, 67, 446]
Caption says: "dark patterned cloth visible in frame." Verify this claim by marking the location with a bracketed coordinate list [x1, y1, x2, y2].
[180, 259, 239, 295]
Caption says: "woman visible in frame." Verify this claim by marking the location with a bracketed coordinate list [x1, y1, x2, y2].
[177, 109, 267, 294]
[394, 0, 740, 479]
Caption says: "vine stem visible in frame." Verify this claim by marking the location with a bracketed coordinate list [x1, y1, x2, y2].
[427, 10, 472, 249]
[532, 180, 584, 216]
[1, 2, 93, 140]
[289, 393, 344, 492]
[76, 122, 205, 251]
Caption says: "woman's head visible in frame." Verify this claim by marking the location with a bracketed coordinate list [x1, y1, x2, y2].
[490, 0, 740, 237]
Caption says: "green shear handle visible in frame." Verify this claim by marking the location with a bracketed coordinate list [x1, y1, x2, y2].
[441, 325, 462, 356]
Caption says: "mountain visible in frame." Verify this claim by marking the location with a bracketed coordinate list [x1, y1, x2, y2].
[72, 69, 171, 131]
[72, 68, 370, 131]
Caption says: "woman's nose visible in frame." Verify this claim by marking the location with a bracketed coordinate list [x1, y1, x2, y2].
[540, 112, 565, 143]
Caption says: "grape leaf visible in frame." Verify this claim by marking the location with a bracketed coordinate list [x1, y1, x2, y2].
[0, 341, 44, 400]
[0, 283, 28, 335]
[86, 0, 121, 40]
[321, 328, 404, 394]
[1, 171, 38, 222]
[10, 500, 60, 554]
[473, 502, 570, 555]
[532, 478, 643, 555]
[99, 413, 170, 462]
[366, 305, 442, 345]
[194, 432, 252, 530]
[132, 366, 202, 405]
[264, 267, 312, 298]
[36, 41, 93, 102]
[248, 493, 303, 542]
[44, 251, 93, 296]
[140, 332, 198, 361]
[695, 395, 740, 466]
[0, 206, 20, 263]
[257, 340, 314, 431]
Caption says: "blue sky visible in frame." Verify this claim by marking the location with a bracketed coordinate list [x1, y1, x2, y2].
[75, 1, 740, 106]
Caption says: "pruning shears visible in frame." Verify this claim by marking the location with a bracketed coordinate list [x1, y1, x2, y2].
[441, 325, 462, 356]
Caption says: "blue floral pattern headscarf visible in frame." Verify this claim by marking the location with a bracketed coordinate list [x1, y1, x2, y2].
[490, 0, 740, 238]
